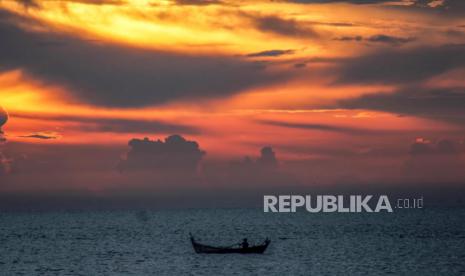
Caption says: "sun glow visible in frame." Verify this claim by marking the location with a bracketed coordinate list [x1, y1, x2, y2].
[0, 0, 404, 58]
[0, 0, 462, 156]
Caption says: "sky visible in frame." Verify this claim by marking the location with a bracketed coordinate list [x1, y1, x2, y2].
[0, 0, 464, 209]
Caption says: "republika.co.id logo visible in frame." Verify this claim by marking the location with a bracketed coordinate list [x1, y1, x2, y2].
[264, 195, 424, 213]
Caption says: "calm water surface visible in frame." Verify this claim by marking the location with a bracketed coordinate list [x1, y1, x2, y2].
[1, 208, 464, 275]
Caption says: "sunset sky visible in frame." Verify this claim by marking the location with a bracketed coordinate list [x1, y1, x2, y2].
[0, 0, 464, 209]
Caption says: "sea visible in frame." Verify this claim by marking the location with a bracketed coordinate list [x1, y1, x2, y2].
[1, 208, 464, 275]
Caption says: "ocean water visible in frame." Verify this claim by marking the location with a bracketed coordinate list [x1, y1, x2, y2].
[1, 208, 464, 275]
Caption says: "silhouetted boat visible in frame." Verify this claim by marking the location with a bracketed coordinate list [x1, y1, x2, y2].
[190, 234, 270, 254]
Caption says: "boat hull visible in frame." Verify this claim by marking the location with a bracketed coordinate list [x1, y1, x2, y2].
[190, 237, 270, 254]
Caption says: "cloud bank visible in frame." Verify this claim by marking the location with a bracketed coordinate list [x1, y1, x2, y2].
[117, 135, 206, 173]
[0, 11, 288, 107]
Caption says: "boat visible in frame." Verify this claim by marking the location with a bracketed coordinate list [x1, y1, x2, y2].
[190, 234, 271, 254]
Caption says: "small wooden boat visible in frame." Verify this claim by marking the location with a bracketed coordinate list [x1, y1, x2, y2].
[190, 234, 270, 254]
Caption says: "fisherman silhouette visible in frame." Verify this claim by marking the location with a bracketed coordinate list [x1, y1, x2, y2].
[241, 238, 249, 249]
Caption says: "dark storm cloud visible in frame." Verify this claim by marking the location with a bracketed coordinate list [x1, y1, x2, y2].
[339, 87, 465, 124]
[251, 15, 318, 38]
[259, 120, 402, 135]
[335, 44, 465, 84]
[246, 49, 295, 57]
[11, 112, 199, 134]
[117, 135, 206, 172]
[0, 11, 288, 107]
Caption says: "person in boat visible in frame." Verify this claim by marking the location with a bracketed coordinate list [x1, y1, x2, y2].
[241, 238, 249, 249]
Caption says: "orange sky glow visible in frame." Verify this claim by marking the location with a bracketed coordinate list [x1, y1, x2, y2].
[0, 0, 464, 166]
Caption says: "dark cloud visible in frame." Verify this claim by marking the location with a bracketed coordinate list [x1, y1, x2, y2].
[117, 135, 206, 173]
[309, 21, 355, 27]
[18, 133, 59, 140]
[0, 11, 288, 107]
[251, 15, 318, 38]
[359, 1, 463, 17]
[246, 49, 295, 57]
[366, 35, 415, 45]
[394, 0, 465, 16]
[335, 34, 414, 45]
[332, 43, 465, 124]
[288, 0, 457, 8]
[339, 87, 465, 124]
[288, 0, 465, 16]
[334, 36, 363, 42]
[257, 146, 278, 169]
[335, 44, 465, 84]
[420, 0, 465, 15]
[174, 0, 222, 5]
